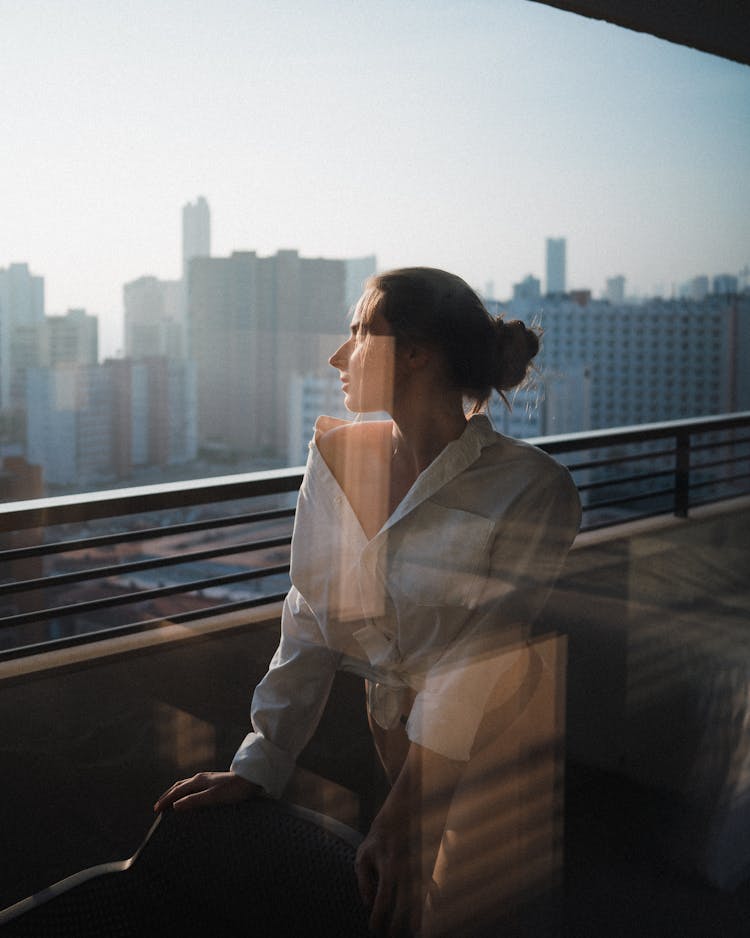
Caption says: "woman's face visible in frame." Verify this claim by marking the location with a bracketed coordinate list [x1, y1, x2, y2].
[329, 291, 397, 414]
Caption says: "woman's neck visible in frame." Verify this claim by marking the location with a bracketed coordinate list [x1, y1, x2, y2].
[390, 395, 468, 477]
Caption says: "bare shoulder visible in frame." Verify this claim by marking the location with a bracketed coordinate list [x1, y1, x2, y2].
[317, 420, 391, 476]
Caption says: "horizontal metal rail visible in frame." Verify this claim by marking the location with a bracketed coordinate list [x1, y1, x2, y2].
[690, 433, 750, 454]
[1, 411, 748, 660]
[0, 534, 291, 597]
[2, 563, 291, 629]
[0, 591, 288, 664]
[565, 444, 677, 473]
[690, 455, 748, 474]
[690, 470, 750, 490]
[0, 466, 304, 535]
[576, 467, 675, 494]
[0, 507, 295, 564]
[532, 411, 750, 453]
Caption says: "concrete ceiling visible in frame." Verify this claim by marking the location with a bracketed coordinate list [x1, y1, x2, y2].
[529, 0, 750, 67]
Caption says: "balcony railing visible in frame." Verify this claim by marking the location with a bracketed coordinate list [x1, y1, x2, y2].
[2, 412, 749, 661]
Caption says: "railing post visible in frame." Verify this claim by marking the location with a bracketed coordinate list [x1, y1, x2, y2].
[674, 429, 690, 517]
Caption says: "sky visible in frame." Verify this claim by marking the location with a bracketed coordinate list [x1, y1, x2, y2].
[2, 0, 749, 358]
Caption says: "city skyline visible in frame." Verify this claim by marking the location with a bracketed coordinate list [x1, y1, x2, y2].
[2, 1, 749, 360]
[3, 201, 747, 495]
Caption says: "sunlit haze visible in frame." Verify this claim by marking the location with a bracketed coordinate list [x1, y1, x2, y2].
[2, 0, 748, 359]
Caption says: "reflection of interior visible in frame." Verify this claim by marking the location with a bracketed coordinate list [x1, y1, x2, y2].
[421, 633, 566, 936]
[548, 497, 750, 889]
[155, 703, 215, 771]
[3, 498, 750, 932]
[0, 625, 567, 937]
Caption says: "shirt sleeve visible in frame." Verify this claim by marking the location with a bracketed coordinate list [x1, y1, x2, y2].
[230, 585, 340, 798]
[405, 465, 581, 761]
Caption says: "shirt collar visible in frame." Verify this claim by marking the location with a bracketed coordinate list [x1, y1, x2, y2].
[376, 414, 497, 537]
[309, 412, 499, 544]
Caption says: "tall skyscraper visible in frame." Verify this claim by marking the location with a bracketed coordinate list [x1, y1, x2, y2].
[182, 196, 211, 280]
[188, 249, 376, 458]
[0, 263, 44, 410]
[546, 238, 566, 295]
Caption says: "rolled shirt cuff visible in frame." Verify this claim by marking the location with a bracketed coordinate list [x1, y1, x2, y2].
[230, 731, 296, 800]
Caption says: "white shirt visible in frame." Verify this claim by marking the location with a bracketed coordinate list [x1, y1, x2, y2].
[231, 414, 581, 798]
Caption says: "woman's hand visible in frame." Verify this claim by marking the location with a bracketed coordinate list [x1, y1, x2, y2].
[355, 810, 425, 937]
[355, 742, 463, 936]
[153, 771, 261, 814]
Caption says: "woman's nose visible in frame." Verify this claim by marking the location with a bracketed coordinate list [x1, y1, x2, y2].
[329, 338, 349, 369]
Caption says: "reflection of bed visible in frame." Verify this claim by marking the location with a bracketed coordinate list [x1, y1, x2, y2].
[556, 502, 750, 890]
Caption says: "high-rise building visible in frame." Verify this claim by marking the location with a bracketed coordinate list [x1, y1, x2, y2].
[605, 276, 626, 305]
[41, 309, 98, 367]
[535, 294, 747, 433]
[26, 364, 113, 487]
[123, 276, 183, 358]
[8, 323, 42, 411]
[512, 275, 541, 303]
[182, 196, 211, 280]
[713, 274, 739, 295]
[545, 238, 566, 295]
[345, 255, 377, 310]
[25, 357, 196, 488]
[0, 263, 44, 410]
[528, 292, 749, 516]
[8, 308, 99, 439]
[680, 275, 709, 301]
[105, 357, 197, 474]
[287, 372, 351, 465]
[487, 386, 545, 439]
[188, 249, 376, 458]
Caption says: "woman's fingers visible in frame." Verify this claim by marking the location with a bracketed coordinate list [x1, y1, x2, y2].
[356, 841, 413, 937]
[154, 771, 259, 813]
[171, 786, 222, 812]
[153, 774, 206, 812]
[369, 870, 394, 936]
[354, 846, 378, 911]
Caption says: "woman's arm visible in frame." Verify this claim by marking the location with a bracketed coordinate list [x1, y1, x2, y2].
[355, 741, 464, 937]
[155, 587, 339, 809]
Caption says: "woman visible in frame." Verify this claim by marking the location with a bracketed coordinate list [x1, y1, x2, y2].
[155, 268, 581, 936]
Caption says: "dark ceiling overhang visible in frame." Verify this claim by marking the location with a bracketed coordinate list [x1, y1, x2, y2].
[529, 1, 749, 67]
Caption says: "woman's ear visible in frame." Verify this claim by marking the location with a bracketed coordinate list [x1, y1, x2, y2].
[401, 342, 431, 372]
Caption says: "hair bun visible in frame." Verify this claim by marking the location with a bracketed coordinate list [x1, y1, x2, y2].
[494, 318, 540, 391]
